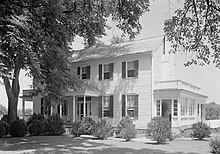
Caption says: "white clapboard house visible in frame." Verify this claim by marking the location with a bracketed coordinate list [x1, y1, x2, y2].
[21, 36, 207, 129]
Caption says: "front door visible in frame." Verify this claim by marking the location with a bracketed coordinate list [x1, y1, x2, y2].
[76, 97, 92, 120]
[162, 99, 172, 121]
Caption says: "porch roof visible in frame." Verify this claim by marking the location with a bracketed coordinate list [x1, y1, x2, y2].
[66, 82, 102, 97]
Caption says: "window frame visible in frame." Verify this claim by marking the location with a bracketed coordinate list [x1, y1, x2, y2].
[103, 96, 110, 118]
[77, 66, 90, 79]
[173, 99, 178, 116]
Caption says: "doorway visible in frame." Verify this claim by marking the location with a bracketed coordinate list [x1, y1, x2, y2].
[76, 97, 92, 120]
[162, 99, 172, 121]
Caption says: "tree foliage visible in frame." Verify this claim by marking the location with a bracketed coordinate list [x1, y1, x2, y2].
[0, 0, 150, 122]
[205, 102, 220, 120]
[164, 0, 220, 68]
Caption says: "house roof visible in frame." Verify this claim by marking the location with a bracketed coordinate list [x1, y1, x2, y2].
[69, 36, 164, 63]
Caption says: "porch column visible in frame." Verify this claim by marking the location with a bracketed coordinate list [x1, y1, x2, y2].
[72, 96, 76, 121]
[22, 100, 25, 119]
[60, 105, 62, 117]
[83, 95, 86, 117]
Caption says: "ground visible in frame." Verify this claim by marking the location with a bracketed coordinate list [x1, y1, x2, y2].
[0, 134, 212, 154]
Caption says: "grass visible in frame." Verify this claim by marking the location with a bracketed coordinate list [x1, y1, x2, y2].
[0, 134, 211, 154]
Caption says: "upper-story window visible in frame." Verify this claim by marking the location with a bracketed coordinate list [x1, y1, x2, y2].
[99, 63, 114, 80]
[122, 60, 139, 78]
[77, 66, 91, 79]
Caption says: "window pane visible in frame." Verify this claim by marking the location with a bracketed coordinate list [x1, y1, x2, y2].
[127, 110, 134, 117]
[104, 110, 110, 117]
[104, 64, 110, 72]
[127, 70, 135, 77]
[127, 95, 135, 108]
[104, 72, 110, 79]
[127, 61, 134, 70]
[156, 100, 160, 116]
[103, 96, 110, 108]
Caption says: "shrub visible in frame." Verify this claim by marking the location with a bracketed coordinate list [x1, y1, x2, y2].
[44, 114, 65, 135]
[27, 113, 45, 127]
[190, 122, 211, 140]
[0, 121, 6, 138]
[71, 120, 84, 137]
[10, 119, 27, 137]
[146, 116, 172, 144]
[81, 117, 96, 135]
[92, 119, 113, 140]
[2, 121, 9, 135]
[120, 124, 137, 141]
[28, 119, 45, 136]
[116, 116, 133, 137]
[210, 136, 220, 154]
[1, 114, 19, 124]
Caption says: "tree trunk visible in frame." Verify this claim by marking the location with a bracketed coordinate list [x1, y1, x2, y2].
[3, 66, 21, 123]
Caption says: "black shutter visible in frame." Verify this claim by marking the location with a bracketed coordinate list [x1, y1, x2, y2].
[98, 96, 102, 118]
[41, 98, 44, 115]
[122, 62, 126, 79]
[109, 63, 114, 80]
[109, 95, 114, 118]
[86, 66, 91, 79]
[134, 60, 139, 77]
[77, 67, 80, 75]
[134, 95, 139, 120]
[99, 64, 102, 80]
[57, 105, 60, 114]
[122, 95, 126, 117]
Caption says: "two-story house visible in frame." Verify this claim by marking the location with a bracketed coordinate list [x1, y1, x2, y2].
[22, 36, 207, 129]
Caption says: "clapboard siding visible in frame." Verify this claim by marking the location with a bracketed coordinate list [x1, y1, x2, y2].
[71, 52, 152, 129]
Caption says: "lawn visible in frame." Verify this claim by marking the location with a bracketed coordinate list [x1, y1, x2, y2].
[0, 134, 212, 154]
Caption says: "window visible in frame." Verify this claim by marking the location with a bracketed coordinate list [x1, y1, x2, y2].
[198, 103, 200, 115]
[122, 60, 139, 78]
[156, 100, 161, 116]
[127, 61, 135, 77]
[173, 100, 178, 116]
[181, 98, 187, 116]
[99, 63, 114, 80]
[189, 99, 195, 116]
[98, 95, 114, 118]
[127, 95, 135, 117]
[122, 94, 138, 119]
[82, 67, 88, 79]
[77, 66, 90, 79]
[104, 64, 110, 79]
[103, 96, 110, 117]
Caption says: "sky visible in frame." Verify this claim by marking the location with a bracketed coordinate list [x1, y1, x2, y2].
[0, 0, 220, 109]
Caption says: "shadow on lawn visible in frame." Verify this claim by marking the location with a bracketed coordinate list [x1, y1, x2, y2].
[0, 135, 203, 154]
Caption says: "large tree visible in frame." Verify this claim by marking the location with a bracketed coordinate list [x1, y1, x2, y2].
[164, 0, 220, 68]
[0, 0, 150, 123]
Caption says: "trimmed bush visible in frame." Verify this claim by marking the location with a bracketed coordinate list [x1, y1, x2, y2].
[81, 117, 96, 135]
[116, 116, 133, 137]
[190, 122, 211, 140]
[146, 116, 172, 144]
[2, 121, 9, 135]
[210, 136, 220, 154]
[71, 120, 84, 137]
[120, 124, 137, 141]
[28, 119, 45, 136]
[0, 121, 6, 138]
[92, 119, 113, 140]
[27, 113, 45, 127]
[10, 119, 27, 137]
[44, 114, 65, 135]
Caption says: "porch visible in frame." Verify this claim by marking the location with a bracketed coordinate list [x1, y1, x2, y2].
[154, 80, 207, 128]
